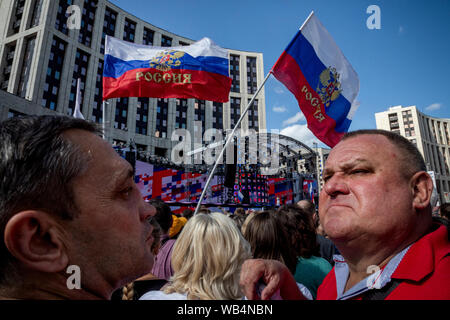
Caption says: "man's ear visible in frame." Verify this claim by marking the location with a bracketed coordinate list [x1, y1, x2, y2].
[4, 211, 69, 273]
[410, 171, 433, 210]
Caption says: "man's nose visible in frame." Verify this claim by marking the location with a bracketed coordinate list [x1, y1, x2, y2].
[140, 201, 156, 221]
[323, 174, 350, 197]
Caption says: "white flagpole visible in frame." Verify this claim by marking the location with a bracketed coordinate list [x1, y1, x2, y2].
[194, 71, 272, 215]
[193, 11, 315, 214]
[102, 100, 106, 140]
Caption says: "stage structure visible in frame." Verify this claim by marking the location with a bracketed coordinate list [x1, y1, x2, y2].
[114, 132, 319, 210]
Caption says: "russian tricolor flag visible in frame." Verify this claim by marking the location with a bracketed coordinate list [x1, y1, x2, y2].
[103, 36, 232, 103]
[272, 12, 359, 147]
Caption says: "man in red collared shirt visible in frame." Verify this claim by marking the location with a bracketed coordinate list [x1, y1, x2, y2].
[240, 130, 450, 300]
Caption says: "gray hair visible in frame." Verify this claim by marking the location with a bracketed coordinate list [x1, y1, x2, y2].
[0, 115, 101, 285]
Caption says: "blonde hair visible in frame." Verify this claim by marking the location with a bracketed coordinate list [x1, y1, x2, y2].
[163, 212, 251, 300]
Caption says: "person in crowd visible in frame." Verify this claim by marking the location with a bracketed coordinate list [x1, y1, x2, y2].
[0, 115, 156, 300]
[140, 212, 251, 300]
[277, 205, 332, 299]
[242, 210, 313, 299]
[296, 200, 339, 265]
[240, 129, 450, 300]
[150, 199, 176, 280]
[229, 212, 247, 232]
[169, 214, 187, 239]
[181, 208, 194, 220]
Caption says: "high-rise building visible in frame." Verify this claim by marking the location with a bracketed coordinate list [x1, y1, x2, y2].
[0, 0, 266, 159]
[375, 105, 450, 203]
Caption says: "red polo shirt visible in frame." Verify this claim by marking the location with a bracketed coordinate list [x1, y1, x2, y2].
[317, 224, 450, 300]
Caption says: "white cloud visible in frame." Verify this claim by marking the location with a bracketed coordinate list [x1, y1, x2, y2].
[280, 124, 320, 147]
[272, 105, 287, 113]
[274, 86, 285, 94]
[425, 103, 442, 112]
[282, 112, 305, 127]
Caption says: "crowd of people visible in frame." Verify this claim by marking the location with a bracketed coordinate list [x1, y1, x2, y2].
[0, 115, 448, 300]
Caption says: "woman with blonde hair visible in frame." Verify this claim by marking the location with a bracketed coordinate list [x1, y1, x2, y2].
[140, 212, 252, 300]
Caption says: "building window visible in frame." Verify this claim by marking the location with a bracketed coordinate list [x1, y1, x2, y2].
[212, 102, 223, 130]
[175, 99, 188, 129]
[123, 18, 136, 43]
[42, 37, 66, 110]
[194, 99, 206, 135]
[230, 97, 241, 128]
[29, 0, 44, 28]
[230, 54, 240, 93]
[155, 98, 168, 138]
[55, 0, 73, 35]
[7, 109, 26, 118]
[248, 99, 259, 130]
[17, 36, 36, 99]
[92, 59, 103, 123]
[161, 35, 172, 47]
[101, 7, 117, 54]
[68, 49, 90, 115]
[143, 27, 154, 45]
[115, 97, 128, 130]
[136, 98, 149, 135]
[1, 43, 16, 91]
[78, 0, 97, 47]
[9, 0, 26, 35]
[246, 57, 257, 94]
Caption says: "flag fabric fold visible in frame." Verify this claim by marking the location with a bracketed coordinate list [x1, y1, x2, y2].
[103, 36, 232, 103]
[272, 12, 359, 147]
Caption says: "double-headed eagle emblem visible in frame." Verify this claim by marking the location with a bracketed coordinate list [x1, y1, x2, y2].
[316, 66, 342, 108]
[149, 50, 185, 72]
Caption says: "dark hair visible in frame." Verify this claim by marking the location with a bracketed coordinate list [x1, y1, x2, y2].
[149, 199, 173, 233]
[181, 208, 194, 220]
[342, 129, 426, 178]
[0, 115, 101, 285]
[243, 210, 297, 274]
[229, 213, 247, 232]
[277, 204, 320, 258]
[296, 200, 315, 216]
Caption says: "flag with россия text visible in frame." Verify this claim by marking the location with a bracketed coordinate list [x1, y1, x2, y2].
[102, 36, 232, 103]
[272, 12, 360, 147]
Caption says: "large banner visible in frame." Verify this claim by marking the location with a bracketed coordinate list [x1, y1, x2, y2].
[135, 160, 223, 203]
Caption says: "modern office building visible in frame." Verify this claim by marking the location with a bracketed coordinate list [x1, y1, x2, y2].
[0, 0, 266, 159]
[375, 105, 450, 203]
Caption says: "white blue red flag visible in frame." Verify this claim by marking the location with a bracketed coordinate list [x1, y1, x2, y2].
[103, 36, 232, 102]
[272, 12, 359, 147]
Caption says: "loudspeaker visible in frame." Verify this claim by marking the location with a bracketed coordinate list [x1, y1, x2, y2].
[224, 163, 237, 188]
[125, 151, 136, 171]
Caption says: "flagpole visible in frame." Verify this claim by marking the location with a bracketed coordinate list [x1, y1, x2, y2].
[194, 71, 272, 215]
[102, 100, 106, 140]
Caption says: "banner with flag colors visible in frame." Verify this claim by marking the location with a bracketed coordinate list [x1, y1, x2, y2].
[103, 36, 232, 102]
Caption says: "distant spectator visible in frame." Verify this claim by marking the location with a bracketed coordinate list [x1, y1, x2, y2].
[278, 205, 332, 299]
[295, 202, 339, 265]
[150, 199, 176, 280]
[181, 208, 194, 220]
[169, 214, 187, 239]
[235, 207, 245, 216]
[229, 213, 247, 232]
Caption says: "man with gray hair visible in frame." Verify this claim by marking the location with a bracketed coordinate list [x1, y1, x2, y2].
[0, 115, 156, 299]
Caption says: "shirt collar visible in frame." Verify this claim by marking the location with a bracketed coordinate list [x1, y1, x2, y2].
[333, 245, 411, 300]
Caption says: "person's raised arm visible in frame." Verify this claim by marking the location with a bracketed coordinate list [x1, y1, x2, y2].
[239, 259, 306, 300]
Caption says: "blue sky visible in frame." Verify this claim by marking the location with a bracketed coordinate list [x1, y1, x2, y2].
[110, 0, 450, 147]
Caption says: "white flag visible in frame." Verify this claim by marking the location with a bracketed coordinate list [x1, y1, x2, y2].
[73, 78, 85, 119]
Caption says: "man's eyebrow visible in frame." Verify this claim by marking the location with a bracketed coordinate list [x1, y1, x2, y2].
[324, 158, 371, 174]
[115, 167, 134, 186]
